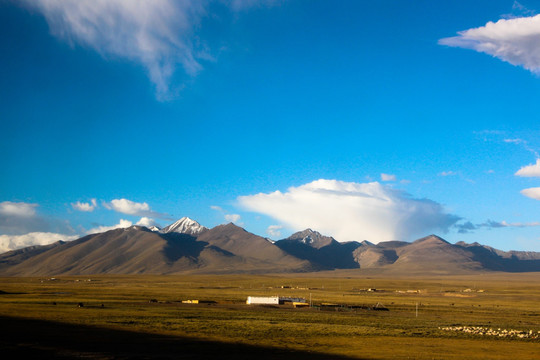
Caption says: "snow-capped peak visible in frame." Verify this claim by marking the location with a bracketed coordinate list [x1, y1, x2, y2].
[301, 235, 314, 244]
[160, 217, 208, 235]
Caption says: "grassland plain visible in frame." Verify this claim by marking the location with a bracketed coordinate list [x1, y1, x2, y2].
[1, 272, 540, 359]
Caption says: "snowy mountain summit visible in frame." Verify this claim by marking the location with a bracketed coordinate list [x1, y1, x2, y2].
[160, 217, 208, 236]
[287, 228, 336, 249]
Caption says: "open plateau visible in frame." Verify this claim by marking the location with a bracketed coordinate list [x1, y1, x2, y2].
[1, 218, 540, 359]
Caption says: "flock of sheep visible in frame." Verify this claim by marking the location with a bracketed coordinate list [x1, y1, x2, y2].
[439, 326, 539, 339]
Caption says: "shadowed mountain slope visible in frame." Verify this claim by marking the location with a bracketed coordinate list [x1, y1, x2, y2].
[275, 229, 360, 269]
[454, 241, 540, 272]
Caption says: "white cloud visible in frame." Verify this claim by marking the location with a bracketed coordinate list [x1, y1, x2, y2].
[24, 1, 279, 100]
[224, 214, 241, 223]
[104, 198, 169, 219]
[136, 217, 159, 228]
[71, 199, 97, 212]
[0, 201, 37, 217]
[439, 171, 457, 177]
[267, 225, 283, 238]
[0, 232, 79, 253]
[86, 219, 133, 234]
[105, 199, 150, 215]
[238, 179, 460, 243]
[521, 187, 540, 200]
[25, 0, 207, 100]
[380, 173, 396, 182]
[516, 159, 540, 177]
[439, 15, 540, 74]
[211, 205, 242, 224]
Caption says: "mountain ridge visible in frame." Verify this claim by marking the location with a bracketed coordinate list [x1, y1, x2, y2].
[1, 219, 540, 276]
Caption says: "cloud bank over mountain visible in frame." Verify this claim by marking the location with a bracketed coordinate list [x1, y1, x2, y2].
[0, 232, 79, 254]
[238, 179, 460, 243]
[86, 219, 134, 235]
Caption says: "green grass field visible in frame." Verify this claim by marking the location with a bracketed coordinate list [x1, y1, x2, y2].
[1, 272, 540, 359]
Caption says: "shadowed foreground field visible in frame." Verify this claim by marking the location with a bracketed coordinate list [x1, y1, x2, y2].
[1, 272, 540, 359]
[0, 316, 358, 359]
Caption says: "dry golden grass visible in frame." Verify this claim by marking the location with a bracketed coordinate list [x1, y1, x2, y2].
[1, 272, 540, 359]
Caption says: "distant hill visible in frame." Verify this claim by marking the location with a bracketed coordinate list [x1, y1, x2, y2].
[1, 219, 540, 276]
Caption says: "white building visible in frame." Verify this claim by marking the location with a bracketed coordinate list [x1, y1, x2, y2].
[246, 296, 307, 305]
[246, 296, 279, 305]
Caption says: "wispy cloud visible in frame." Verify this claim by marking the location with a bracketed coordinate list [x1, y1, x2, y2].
[266, 225, 283, 238]
[23, 1, 280, 100]
[71, 199, 97, 212]
[454, 221, 477, 233]
[229, 0, 283, 11]
[104, 198, 170, 219]
[0, 232, 79, 253]
[439, 14, 540, 74]
[25, 0, 207, 100]
[380, 173, 396, 182]
[456, 218, 540, 233]
[502, 1, 537, 19]
[238, 179, 460, 243]
[439, 171, 457, 177]
[505, 138, 539, 158]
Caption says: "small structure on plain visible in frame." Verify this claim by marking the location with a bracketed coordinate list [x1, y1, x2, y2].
[246, 296, 306, 305]
[246, 296, 279, 305]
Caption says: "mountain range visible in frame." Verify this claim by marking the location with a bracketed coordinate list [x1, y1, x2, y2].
[1, 217, 540, 276]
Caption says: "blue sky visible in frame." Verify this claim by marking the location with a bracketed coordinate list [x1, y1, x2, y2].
[2, 0, 540, 252]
